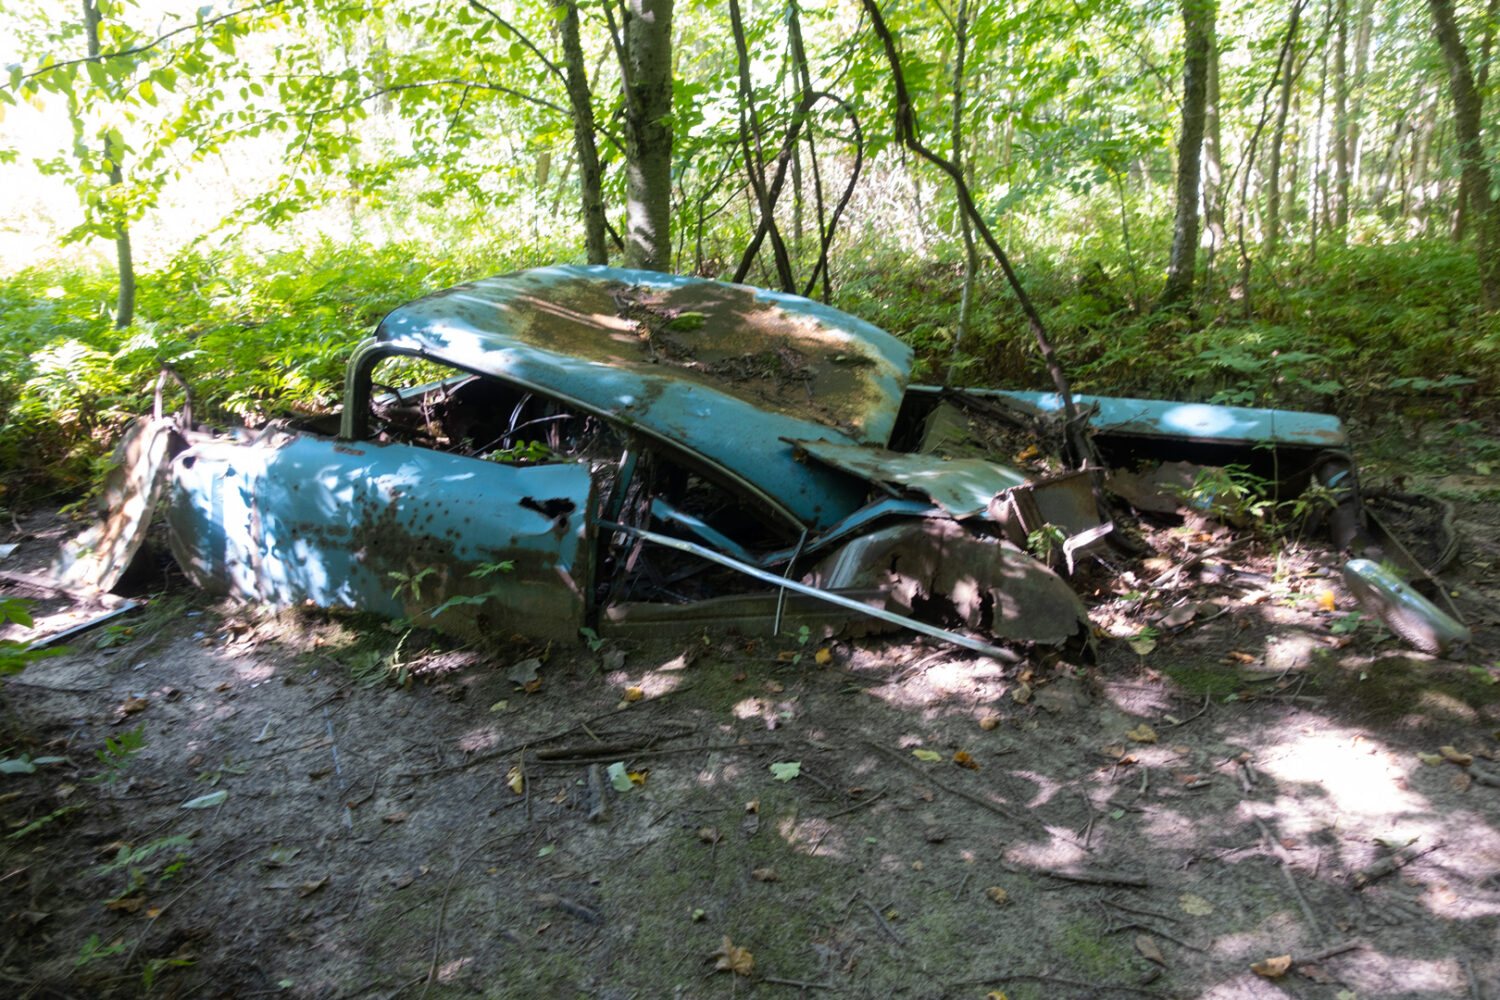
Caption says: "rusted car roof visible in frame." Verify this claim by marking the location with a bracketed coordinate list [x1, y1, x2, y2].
[348, 266, 913, 529]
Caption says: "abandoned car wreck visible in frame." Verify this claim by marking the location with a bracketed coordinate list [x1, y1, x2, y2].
[66, 266, 1469, 659]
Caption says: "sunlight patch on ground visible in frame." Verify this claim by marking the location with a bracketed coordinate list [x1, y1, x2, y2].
[777, 815, 845, 860]
[1006, 769, 1062, 809]
[1254, 726, 1429, 831]
[1332, 952, 1465, 996]
[858, 655, 1011, 710]
[605, 662, 688, 700]
[455, 727, 499, 754]
[1003, 832, 1088, 870]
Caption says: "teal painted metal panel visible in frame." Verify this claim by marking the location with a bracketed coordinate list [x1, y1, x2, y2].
[166, 433, 594, 639]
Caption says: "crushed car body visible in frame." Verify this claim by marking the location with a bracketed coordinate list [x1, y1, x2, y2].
[62, 265, 1469, 657]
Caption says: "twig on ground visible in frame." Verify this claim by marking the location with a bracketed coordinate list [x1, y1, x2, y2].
[1103, 920, 1204, 952]
[761, 976, 833, 990]
[1032, 866, 1150, 888]
[822, 787, 885, 820]
[422, 833, 521, 999]
[122, 846, 259, 972]
[1076, 789, 1096, 847]
[953, 871, 971, 902]
[864, 741, 1050, 837]
[861, 897, 905, 947]
[1100, 895, 1180, 923]
[1350, 839, 1444, 889]
[1254, 817, 1322, 941]
[1161, 691, 1211, 729]
[1293, 940, 1367, 964]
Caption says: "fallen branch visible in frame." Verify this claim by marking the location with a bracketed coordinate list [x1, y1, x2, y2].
[1033, 867, 1151, 888]
[864, 741, 1048, 836]
[1350, 839, 1444, 889]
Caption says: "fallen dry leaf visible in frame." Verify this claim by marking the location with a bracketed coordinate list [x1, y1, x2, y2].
[953, 751, 979, 770]
[984, 886, 1008, 905]
[1251, 955, 1291, 978]
[1012, 683, 1032, 705]
[698, 826, 723, 844]
[298, 876, 329, 898]
[815, 647, 833, 666]
[1451, 772, 1472, 791]
[979, 715, 1001, 731]
[1135, 935, 1166, 966]
[623, 686, 644, 702]
[382, 812, 410, 824]
[105, 896, 145, 913]
[763, 679, 784, 694]
[751, 867, 779, 882]
[1417, 752, 1445, 766]
[911, 749, 942, 762]
[1178, 893, 1213, 916]
[711, 936, 754, 976]
[744, 799, 760, 813]
[1439, 745, 1473, 766]
[1126, 724, 1158, 744]
[118, 696, 149, 715]
[1316, 589, 1336, 612]
[506, 766, 524, 794]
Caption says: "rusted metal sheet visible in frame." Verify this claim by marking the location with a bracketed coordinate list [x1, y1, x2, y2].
[349, 266, 909, 529]
[786, 438, 1028, 519]
[807, 519, 1091, 647]
[968, 389, 1349, 448]
[53, 415, 181, 593]
[166, 433, 594, 640]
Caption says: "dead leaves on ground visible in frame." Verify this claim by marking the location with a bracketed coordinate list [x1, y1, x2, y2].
[710, 936, 754, 976]
[1251, 954, 1292, 978]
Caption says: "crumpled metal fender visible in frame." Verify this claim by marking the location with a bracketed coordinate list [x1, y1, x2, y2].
[804, 518, 1091, 648]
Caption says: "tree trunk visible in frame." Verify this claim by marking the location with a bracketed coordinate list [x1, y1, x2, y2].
[1453, 0, 1499, 240]
[82, 0, 135, 328]
[621, 0, 674, 271]
[1332, 0, 1350, 236]
[947, 0, 978, 385]
[1202, 5, 1225, 271]
[1348, 0, 1374, 198]
[1264, 0, 1303, 259]
[1162, 0, 1213, 307]
[1429, 0, 1500, 307]
[559, 0, 608, 265]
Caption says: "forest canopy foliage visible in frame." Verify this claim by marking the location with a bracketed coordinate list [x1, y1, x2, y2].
[1, 0, 1496, 501]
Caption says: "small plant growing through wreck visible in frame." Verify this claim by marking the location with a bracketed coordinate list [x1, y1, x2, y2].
[1026, 523, 1068, 564]
[88, 725, 148, 786]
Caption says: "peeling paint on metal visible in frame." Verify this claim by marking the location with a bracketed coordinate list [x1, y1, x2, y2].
[166, 433, 594, 640]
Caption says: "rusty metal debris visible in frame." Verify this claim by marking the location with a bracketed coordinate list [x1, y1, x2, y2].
[57, 265, 1466, 657]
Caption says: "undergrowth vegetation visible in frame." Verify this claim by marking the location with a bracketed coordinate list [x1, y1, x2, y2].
[1, 236, 1495, 505]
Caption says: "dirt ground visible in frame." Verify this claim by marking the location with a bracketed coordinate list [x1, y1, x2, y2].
[3, 441, 1500, 1000]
